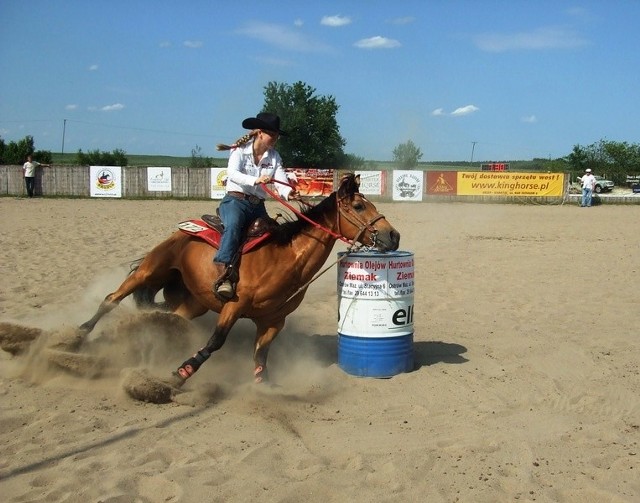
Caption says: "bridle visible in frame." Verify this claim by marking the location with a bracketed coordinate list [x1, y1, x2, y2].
[260, 180, 388, 305]
[335, 192, 386, 249]
[262, 181, 386, 249]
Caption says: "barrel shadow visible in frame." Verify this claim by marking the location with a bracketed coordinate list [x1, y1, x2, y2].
[412, 340, 468, 369]
[296, 334, 467, 371]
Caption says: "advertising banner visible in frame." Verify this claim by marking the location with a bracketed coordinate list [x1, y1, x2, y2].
[210, 167, 227, 199]
[392, 170, 423, 201]
[355, 170, 384, 195]
[90, 166, 122, 198]
[456, 172, 565, 197]
[147, 167, 172, 192]
[288, 168, 334, 197]
[426, 171, 457, 196]
[337, 251, 415, 338]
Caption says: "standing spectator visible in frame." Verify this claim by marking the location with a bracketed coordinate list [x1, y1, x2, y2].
[580, 168, 596, 207]
[22, 155, 50, 198]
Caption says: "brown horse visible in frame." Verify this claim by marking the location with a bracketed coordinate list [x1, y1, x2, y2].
[79, 173, 400, 391]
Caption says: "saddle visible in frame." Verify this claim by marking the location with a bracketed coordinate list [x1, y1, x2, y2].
[177, 214, 278, 254]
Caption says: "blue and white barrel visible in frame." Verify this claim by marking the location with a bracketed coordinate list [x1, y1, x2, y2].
[337, 251, 415, 377]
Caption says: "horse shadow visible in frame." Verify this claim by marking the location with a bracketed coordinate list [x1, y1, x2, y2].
[296, 333, 468, 373]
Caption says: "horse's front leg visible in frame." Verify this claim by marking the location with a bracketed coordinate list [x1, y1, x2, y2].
[173, 309, 238, 384]
[253, 319, 285, 383]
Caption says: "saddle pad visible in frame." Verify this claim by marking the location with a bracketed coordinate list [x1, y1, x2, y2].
[177, 220, 271, 254]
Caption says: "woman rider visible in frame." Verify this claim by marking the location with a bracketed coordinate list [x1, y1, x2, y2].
[213, 112, 297, 300]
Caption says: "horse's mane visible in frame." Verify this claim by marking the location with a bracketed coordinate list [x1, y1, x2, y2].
[269, 192, 337, 245]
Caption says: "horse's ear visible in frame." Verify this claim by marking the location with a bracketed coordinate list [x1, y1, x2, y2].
[338, 172, 359, 199]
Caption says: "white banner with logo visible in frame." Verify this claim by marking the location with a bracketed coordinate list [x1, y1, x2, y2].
[90, 166, 122, 198]
[210, 167, 227, 199]
[392, 170, 423, 201]
[147, 167, 172, 192]
[355, 170, 383, 195]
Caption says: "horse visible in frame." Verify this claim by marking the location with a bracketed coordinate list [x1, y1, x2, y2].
[78, 173, 400, 398]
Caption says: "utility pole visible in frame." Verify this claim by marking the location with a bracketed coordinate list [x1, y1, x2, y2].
[61, 119, 67, 155]
[470, 141, 477, 163]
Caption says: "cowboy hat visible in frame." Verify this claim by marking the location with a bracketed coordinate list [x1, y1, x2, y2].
[242, 112, 288, 136]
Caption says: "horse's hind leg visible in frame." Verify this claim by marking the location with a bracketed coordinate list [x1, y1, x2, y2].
[78, 301, 114, 334]
[79, 259, 169, 334]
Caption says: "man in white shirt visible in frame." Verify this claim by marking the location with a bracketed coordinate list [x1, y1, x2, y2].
[22, 155, 50, 197]
[580, 168, 596, 207]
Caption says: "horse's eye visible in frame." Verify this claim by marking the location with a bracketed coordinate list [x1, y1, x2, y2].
[353, 201, 365, 211]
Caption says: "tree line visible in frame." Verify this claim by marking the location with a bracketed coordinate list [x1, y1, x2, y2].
[0, 135, 52, 165]
[2, 81, 640, 182]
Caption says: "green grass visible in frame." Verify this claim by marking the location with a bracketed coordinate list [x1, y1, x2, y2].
[50, 152, 228, 167]
[49, 153, 550, 172]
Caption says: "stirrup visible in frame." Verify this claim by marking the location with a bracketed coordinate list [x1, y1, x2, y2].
[215, 280, 234, 300]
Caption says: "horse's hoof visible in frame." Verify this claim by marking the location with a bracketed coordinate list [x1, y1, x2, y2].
[0, 322, 43, 355]
[122, 369, 181, 404]
[254, 365, 269, 384]
[169, 371, 187, 389]
[78, 322, 93, 334]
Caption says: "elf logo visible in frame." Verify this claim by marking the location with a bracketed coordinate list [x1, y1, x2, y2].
[392, 305, 414, 326]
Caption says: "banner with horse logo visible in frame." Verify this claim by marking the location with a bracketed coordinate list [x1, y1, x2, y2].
[90, 166, 122, 198]
[147, 167, 172, 192]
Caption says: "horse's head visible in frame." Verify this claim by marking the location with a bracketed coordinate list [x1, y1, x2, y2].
[336, 173, 400, 251]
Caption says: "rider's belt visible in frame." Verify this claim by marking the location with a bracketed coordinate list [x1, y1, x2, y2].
[227, 191, 263, 205]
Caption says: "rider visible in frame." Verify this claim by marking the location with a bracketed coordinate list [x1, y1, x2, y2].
[213, 112, 297, 300]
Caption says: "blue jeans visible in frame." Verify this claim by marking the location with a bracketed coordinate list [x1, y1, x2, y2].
[581, 187, 593, 207]
[214, 194, 268, 265]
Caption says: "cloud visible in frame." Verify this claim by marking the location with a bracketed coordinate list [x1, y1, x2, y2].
[183, 40, 203, 48]
[236, 21, 330, 52]
[451, 105, 479, 116]
[432, 105, 479, 117]
[88, 64, 98, 71]
[474, 26, 588, 52]
[565, 7, 590, 21]
[65, 104, 78, 111]
[389, 16, 416, 25]
[100, 103, 125, 112]
[522, 115, 537, 123]
[159, 41, 171, 48]
[294, 19, 304, 27]
[321, 15, 352, 27]
[354, 36, 401, 49]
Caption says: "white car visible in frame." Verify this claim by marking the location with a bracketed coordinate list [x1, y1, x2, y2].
[577, 175, 615, 193]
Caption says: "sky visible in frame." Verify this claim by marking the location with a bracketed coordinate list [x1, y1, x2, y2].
[1, 0, 639, 163]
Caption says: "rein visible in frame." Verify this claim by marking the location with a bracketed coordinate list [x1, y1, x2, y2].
[260, 181, 353, 246]
[261, 180, 386, 249]
[260, 180, 385, 305]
